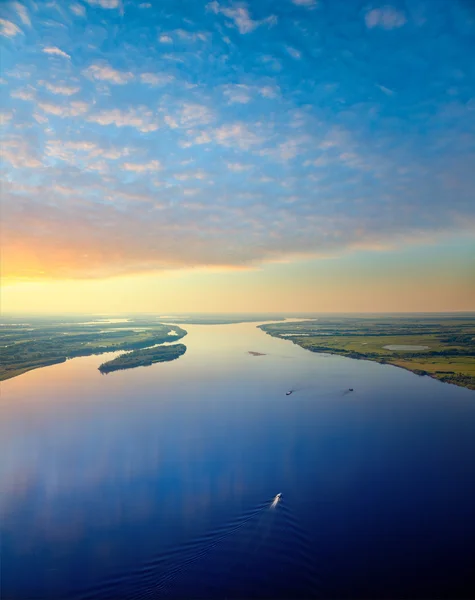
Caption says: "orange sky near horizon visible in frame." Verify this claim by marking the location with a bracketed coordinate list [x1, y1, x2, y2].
[2, 235, 474, 314]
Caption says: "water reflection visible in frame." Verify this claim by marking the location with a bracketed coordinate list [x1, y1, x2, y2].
[1, 322, 475, 599]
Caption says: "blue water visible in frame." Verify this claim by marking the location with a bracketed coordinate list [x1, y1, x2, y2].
[1, 322, 475, 599]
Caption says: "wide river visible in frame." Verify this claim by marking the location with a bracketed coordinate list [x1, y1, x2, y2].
[1, 321, 475, 599]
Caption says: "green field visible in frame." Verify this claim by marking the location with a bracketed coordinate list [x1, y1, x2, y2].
[0, 319, 187, 381]
[260, 315, 475, 390]
[98, 343, 187, 373]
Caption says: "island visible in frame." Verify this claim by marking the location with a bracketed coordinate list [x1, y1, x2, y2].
[0, 318, 187, 381]
[259, 315, 475, 390]
[98, 343, 186, 373]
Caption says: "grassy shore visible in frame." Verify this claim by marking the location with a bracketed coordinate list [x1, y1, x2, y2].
[260, 315, 475, 390]
[98, 343, 186, 373]
[0, 320, 187, 381]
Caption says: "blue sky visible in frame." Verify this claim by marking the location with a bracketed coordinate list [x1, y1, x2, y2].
[1, 0, 474, 310]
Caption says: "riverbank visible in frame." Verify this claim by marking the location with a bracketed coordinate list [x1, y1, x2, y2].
[259, 316, 475, 390]
[0, 320, 187, 381]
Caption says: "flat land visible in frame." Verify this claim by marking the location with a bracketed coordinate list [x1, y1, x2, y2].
[98, 343, 186, 373]
[0, 318, 187, 381]
[260, 315, 475, 390]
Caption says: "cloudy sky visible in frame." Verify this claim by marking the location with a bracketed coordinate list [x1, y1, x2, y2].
[1, 0, 474, 312]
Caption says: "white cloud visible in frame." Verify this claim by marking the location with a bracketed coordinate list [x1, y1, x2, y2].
[174, 29, 209, 42]
[0, 111, 13, 125]
[87, 107, 159, 132]
[2, 138, 42, 168]
[164, 115, 179, 128]
[0, 18, 22, 37]
[286, 46, 301, 59]
[46, 139, 131, 163]
[222, 84, 251, 104]
[33, 113, 48, 124]
[11, 87, 36, 101]
[46, 140, 97, 161]
[174, 170, 207, 180]
[70, 3, 86, 16]
[83, 0, 121, 9]
[259, 85, 279, 98]
[260, 136, 309, 161]
[43, 46, 71, 59]
[140, 72, 175, 86]
[376, 84, 395, 96]
[40, 81, 80, 96]
[291, 0, 317, 7]
[84, 62, 134, 84]
[182, 188, 200, 196]
[139, 2, 152, 7]
[214, 123, 262, 149]
[227, 162, 252, 172]
[11, 2, 31, 26]
[206, 2, 277, 34]
[171, 103, 214, 128]
[38, 100, 89, 117]
[365, 6, 407, 29]
[159, 34, 173, 43]
[193, 131, 212, 144]
[123, 160, 161, 173]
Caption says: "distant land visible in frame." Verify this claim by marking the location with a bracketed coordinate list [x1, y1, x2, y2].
[260, 315, 475, 390]
[98, 343, 186, 373]
[0, 319, 187, 381]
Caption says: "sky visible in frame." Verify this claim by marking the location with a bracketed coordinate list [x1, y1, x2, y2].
[1, 0, 474, 313]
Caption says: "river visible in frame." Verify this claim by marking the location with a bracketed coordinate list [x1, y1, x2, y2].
[1, 321, 474, 599]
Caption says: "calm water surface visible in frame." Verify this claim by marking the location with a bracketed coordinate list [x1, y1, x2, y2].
[1, 322, 475, 599]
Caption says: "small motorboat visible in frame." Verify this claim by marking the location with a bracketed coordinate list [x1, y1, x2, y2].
[286, 390, 293, 396]
[271, 492, 283, 508]
[348, 388, 354, 392]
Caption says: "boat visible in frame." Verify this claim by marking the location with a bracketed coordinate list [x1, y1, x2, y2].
[286, 390, 293, 396]
[348, 388, 354, 392]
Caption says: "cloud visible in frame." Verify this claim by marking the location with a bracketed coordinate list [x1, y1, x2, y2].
[206, 2, 277, 35]
[222, 84, 251, 104]
[0, 18, 22, 37]
[214, 122, 263, 149]
[40, 81, 80, 96]
[166, 103, 214, 128]
[123, 160, 161, 172]
[43, 46, 71, 59]
[174, 170, 207, 180]
[83, 0, 121, 9]
[84, 62, 134, 84]
[193, 131, 212, 144]
[140, 73, 175, 86]
[173, 29, 209, 42]
[159, 34, 173, 43]
[38, 100, 89, 117]
[291, 0, 317, 6]
[259, 85, 279, 98]
[11, 87, 36, 101]
[365, 6, 407, 29]
[70, 3, 86, 17]
[0, 111, 14, 125]
[286, 46, 301, 59]
[11, 2, 31, 27]
[227, 162, 252, 172]
[87, 107, 159, 132]
[45, 140, 131, 164]
[2, 138, 42, 168]
[260, 136, 309, 161]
